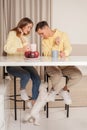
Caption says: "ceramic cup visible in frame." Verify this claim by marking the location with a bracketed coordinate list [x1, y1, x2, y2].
[52, 50, 58, 59]
[30, 43, 36, 52]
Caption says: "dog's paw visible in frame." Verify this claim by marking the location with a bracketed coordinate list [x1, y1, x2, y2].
[28, 118, 34, 123]
[34, 121, 40, 126]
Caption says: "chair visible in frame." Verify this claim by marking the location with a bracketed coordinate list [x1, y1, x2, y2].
[3, 66, 26, 120]
[44, 67, 69, 118]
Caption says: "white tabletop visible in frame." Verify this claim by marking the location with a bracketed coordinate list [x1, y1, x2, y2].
[0, 56, 87, 66]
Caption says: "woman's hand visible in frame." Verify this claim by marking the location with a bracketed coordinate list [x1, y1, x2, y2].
[17, 45, 30, 53]
[23, 45, 30, 52]
[18, 28, 23, 36]
[18, 28, 26, 43]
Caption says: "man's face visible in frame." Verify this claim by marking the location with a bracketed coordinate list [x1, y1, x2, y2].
[37, 26, 49, 39]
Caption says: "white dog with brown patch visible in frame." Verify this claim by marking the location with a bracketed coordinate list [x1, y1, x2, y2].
[23, 82, 56, 125]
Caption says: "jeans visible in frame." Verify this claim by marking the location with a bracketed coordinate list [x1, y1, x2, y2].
[6, 66, 41, 100]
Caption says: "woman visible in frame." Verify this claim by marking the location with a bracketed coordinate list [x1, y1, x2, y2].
[4, 17, 41, 108]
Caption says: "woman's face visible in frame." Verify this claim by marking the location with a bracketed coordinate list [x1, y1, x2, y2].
[22, 23, 33, 35]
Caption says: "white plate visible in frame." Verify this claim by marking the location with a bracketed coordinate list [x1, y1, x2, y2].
[24, 57, 40, 60]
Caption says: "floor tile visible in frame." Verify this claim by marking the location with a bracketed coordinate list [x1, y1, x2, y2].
[8, 107, 87, 130]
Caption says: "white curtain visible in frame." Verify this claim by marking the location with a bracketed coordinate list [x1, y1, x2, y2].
[0, 0, 52, 55]
[0, 0, 52, 78]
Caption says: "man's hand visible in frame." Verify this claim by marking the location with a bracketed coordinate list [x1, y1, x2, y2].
[55, 37, 61, 45]
[60, 51, 65, 58]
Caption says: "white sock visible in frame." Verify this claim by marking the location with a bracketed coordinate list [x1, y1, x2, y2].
[20, 89, 29, 101]
[27, 101, 32, 109]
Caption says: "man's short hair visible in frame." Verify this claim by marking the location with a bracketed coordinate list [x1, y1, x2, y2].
[35, 21, 49, 32]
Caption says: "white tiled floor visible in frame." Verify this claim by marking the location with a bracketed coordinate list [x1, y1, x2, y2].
[8, 107, 87, 130]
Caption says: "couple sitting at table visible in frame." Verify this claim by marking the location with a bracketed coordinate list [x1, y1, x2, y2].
[4, 17, 82, 108]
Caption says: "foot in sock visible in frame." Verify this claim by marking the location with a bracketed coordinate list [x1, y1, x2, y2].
[59, 89, 72, 105]
[20, 89, 29, 101]
[26, 101, 33, 109]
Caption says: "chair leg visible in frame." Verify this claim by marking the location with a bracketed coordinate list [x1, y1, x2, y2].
[65, 104, 67, 110]
[14, 76, 17, 120]
[66, 105, 69, 118]
[44, 105, 46, 111]
[3, 66, 5, 79]
[45, 78, 49, 118]
[65, 104, 69, 118]
[23, 101, 26, 110]
[46, 102, 49, 118]
[65, 76, 69, 118]
[44, 102, 49, 117]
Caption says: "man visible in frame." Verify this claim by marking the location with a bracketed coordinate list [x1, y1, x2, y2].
[35, 21, 82, 105]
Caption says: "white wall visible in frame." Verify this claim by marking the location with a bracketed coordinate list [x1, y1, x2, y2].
[52, 0, 87, 44]
[77, 66, 87, 75]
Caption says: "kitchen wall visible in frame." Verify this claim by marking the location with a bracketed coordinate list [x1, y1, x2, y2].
[72, 45, 87, 56]
[52, 0, 87, 45]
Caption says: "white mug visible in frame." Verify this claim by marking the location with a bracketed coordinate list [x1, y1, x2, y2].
[30, 43, 36, 52]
